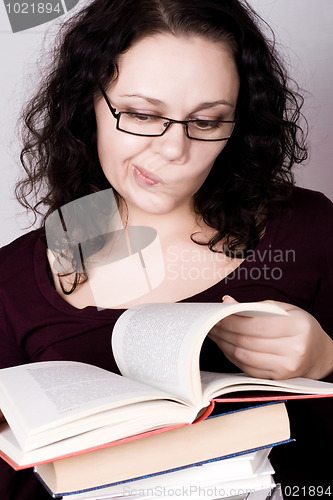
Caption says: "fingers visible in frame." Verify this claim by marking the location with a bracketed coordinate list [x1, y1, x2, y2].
[215, 336, 303, 380]
[222, 295, 238, 304]
[209, 328, 291, 355]
[212, 299, 330, 379]
[215, 337, 280, 379]
[209, 300, 316, 379]
[214, 314, 291, 339]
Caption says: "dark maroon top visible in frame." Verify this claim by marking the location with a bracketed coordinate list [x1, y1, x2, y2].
[1, 187, 332, 498]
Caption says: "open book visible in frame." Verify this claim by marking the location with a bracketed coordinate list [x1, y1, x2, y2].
[0, 301, 332, 470]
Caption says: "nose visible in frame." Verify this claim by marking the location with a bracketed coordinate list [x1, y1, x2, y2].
[153, 121, 189, 163]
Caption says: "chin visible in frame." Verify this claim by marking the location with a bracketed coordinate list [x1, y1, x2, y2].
[127, 195, 177, 216]
[140, 205, 175, 216]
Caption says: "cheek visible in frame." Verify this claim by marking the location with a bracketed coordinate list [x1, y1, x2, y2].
[96, 133, 122, 185]
[97, 126, 152, 168]
[178, 160, 216, 197]
[189, 145, 224, 189]
[189, 144, 224, 178]
[96, 132, 133, 179]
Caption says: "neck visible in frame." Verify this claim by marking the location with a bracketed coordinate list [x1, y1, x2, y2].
[119, 200, 203, 242]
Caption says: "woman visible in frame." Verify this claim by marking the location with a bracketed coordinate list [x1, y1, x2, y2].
[1, 0, 332, 497]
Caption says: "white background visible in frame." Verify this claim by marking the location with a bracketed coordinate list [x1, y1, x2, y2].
[0, 0, 332, 246]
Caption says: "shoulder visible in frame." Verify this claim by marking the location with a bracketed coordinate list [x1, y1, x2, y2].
[0, 228, 43, 257]
[279, 186, 333, 232]
[271, 186, 333, 276]
[289, 186, 333, 215]
[265, 186, 332, 264]
[0, 229, 44, 283]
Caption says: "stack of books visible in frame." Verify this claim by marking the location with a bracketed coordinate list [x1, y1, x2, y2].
[66, 484, 285, 500]
[42, 446, 282, 499]
[32, 401, 289, 498]
[1, 302, 332, 498]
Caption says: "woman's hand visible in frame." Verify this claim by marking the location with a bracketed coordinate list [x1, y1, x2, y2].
[208, 296, 333, 380]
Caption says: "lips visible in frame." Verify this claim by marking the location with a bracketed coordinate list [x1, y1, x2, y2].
[132, 165, 162, 186]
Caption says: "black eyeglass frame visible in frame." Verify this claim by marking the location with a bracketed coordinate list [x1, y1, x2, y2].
[98, 85, 237, 142]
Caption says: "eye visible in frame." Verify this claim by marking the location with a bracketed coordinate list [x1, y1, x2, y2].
[193, 119, 221, 130]
[128, 113, 160, 122]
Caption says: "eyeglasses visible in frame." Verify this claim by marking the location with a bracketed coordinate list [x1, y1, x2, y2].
[99, 85, 236, 142]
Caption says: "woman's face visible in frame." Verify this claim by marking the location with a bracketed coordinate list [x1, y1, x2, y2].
[94, 34, 240, 218]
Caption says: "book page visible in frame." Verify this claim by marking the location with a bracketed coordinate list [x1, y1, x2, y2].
[0, 361, 180, 451]
[112, 302, 287, 406]
[200, 370, 333, 401]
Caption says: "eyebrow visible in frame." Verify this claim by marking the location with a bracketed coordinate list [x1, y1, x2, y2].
[119, 93, 235, 110]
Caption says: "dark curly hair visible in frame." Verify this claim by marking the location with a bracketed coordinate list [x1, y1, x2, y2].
[16, 0, 307, 284]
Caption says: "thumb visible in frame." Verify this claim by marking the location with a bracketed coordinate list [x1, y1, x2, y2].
[222, 295, 238, 304]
